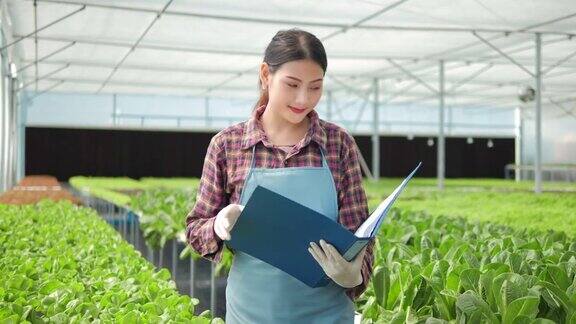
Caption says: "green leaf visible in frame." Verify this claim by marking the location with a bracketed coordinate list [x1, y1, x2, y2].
[456, 291, 499, 323]
[460, 269, 481, 294]
[154, 268, 172, 281]
[503, 296, 540, 324]
[530, 319, 558, 324]
[372, 265, 389, 308]
[0, 201, 214, 323]
[119, 310, 139, 324]
[535, 281, 576, 322]
[544, 265, 571, 292]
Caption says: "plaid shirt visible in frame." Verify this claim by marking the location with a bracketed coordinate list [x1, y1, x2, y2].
[185, 104, 374, 301]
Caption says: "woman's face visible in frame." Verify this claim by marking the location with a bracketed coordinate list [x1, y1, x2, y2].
[260, 59, 324, 125]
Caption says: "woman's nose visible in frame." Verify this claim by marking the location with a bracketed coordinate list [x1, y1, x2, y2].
[296, 89, 310, 105]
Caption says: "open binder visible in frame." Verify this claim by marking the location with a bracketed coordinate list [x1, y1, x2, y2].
[227, 162, 422, 287]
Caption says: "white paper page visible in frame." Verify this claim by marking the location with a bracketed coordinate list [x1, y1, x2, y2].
[354, 162, 422, 238]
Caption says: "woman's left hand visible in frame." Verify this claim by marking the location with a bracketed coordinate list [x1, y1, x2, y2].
[308, 239, 366, 288]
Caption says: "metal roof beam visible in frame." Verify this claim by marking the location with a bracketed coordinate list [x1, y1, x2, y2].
[447, 64, 494, 93]
[0, 4, 85, 51]
[26, 76, 538, 100]
[21, 59, 240, 74]
[548, 97, 576, 119]
[17, 41, 75, 73]
[473, 32, 535, 77]
[17, 63, 69, 90]
[387, 59, 438, 94]
[24, 57, 576, 91]
[542, 48, 576, 76]
[17, 34, 576, 68]
[28, 77, 254, 91]
[97, 0, 174, 93]
[199, 0, 412, 96]
[423, 12, 576, 60]
[29, 80, 65, 100]
[27, 0, 576, 37]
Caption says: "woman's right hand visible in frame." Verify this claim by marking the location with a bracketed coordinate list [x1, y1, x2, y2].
[214, 204, 245, 241]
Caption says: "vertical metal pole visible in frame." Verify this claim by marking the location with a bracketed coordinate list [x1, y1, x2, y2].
[5, 74, 15, 189]
[131, 212, 135, 244]
[8, 76, 17, 187]
[1, 65, 11, 191]
[114, 205, 119, 234]
[18, 94, 27, 181]
[534, 33, 542, 194]
[124, 210, 129, 243]
[33, 0, 38, 92]
[112, 94, 117, 125]
[109, 204, 114, 229]
[514, 106, 523, 181]
[205, 97, 210, 127]
[171, 240, 177, 279]
[448, 103, 452, 135]
[124, 210, 131, 239]
[0, 68, 5, 192]
[153, 250, 157, 267]
[117, 206, 122, 237]
[211, 262, 216, 316]
[372, 78, 380, 180]
[189, 257, 195, 297]
[135, 215, 140, 251]
[438, 60, 446, 190]
[123, 208, 127, 238]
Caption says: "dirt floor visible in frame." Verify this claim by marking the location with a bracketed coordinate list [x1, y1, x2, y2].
[0, 175, 81, 205]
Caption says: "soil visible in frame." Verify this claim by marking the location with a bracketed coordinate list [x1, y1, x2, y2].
[0, 175, 81, 205]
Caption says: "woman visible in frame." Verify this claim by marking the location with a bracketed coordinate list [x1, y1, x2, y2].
[186, 28, 374, 323]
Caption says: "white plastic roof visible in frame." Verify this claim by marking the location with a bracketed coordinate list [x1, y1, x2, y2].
[6, 0, 576, 114]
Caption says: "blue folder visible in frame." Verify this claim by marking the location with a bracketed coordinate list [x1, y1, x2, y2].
[226, 162, 421, 288]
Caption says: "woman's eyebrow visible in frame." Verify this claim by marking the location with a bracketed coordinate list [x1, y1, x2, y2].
[286, 76, 323, 83]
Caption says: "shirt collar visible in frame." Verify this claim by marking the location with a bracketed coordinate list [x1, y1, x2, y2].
[241, 104, 327, 152]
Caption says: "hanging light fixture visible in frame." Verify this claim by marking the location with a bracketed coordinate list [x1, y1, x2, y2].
[9, 63, 17, 78]
[467, 137, 474, 144]
[487, 139, 494, 148]
[427, 138, 434, 147]
[518, 85, 535, 103]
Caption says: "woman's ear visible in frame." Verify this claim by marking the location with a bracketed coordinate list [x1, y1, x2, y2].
[259, 62, 269, 90]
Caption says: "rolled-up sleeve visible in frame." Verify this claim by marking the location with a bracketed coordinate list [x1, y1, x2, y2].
[185, 133, 228, 263]
[337, 131, 375, 301]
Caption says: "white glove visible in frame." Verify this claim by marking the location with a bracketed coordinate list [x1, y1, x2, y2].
[308, 239, 367, 288]
[214, 204, 244, 241]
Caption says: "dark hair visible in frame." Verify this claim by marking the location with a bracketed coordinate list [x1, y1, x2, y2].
[254, 28, 328, 111]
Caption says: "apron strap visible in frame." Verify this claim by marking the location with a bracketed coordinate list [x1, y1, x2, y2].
[251, 144, 257, 168]
[319, 146, 329, 169]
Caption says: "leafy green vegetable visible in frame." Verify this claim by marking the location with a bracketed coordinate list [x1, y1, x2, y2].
[0, 200, 222, 323]
[357, 208, 576, 323]
[66, 176, 576, 322]
[131, 188, 233, 276]
[131, 188, 196, 250]
[140, 178, 200, 189]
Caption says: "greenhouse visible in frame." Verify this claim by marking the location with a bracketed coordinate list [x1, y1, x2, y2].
[0, 0, 575, 323]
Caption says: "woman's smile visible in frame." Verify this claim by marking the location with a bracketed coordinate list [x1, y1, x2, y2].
[288, 105, 307, 114]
